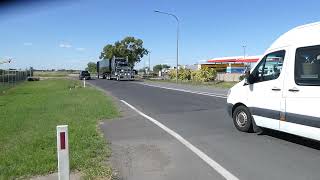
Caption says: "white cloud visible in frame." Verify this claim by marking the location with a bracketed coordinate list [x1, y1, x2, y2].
[75, 47, 85, 51]
[59, 43, 72, 48]
[23, 42, 33, 46]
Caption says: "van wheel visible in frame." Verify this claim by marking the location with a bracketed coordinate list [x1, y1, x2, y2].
[233, 105, 253, 132]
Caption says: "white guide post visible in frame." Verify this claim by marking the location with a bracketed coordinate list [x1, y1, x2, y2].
[57, 125, 70, 180]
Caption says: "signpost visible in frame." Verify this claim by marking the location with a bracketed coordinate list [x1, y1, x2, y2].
[57, 125, 69, 180]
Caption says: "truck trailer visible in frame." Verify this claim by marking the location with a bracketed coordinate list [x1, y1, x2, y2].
[97, 56, 135, 81]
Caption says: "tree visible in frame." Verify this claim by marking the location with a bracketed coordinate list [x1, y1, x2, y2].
[99, 36, 149, 67]
[163, 64, 170, 69]
[85, 62, 97, 73]
[153, 64, 163, 73]
[153, 64, 171, 72]
[138, 66, 150, 73]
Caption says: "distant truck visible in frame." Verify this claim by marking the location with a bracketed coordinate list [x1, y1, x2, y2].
[97, 56, 135, 81]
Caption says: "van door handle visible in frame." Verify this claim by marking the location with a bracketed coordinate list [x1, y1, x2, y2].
[288, 87, 300, 92]
[272, 87, 281, 91]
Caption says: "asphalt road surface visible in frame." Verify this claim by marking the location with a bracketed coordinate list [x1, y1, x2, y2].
[90, 79, 320, 180]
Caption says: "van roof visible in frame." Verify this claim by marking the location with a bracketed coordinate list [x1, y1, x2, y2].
[267, 21, 320, 51]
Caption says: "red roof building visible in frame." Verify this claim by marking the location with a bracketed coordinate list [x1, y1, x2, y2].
[207, 55, 261, 63]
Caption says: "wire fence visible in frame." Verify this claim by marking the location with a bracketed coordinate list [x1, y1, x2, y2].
[0, 69, 29, 90]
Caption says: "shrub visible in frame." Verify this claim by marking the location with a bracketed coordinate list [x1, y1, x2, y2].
[191, 67, 217, 82]
[239, 74, 246, 81]
[168, 69, 177, 79]
[168, 67, 217, 82]
[178, 68, 192, 80]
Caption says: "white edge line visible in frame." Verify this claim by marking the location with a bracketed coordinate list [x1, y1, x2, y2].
[120, 100, 239, 180]
[140, 83, 227, 99]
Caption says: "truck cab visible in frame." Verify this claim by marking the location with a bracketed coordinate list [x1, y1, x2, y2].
[114, 59, 135, 80]
[227, 22, 320, 141]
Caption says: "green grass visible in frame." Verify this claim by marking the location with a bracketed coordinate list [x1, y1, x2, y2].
[0, 79, 119, 179]
[33, 71, 69, 77]
[0, 83, 13, 94]
[147, 79, 237, 89]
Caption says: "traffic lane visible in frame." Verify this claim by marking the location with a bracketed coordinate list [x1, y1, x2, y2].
[90, 79, 227, 116]
[153, 109, 320, 180]
[90, 79, 320, 180]
[137, 81, 228, 96]
[101, 105, 224, 180]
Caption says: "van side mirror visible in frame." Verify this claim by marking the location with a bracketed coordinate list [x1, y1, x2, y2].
[244, 70, 254, 85]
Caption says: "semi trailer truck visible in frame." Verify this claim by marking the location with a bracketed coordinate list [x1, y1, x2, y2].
[97, 56, 135, 81]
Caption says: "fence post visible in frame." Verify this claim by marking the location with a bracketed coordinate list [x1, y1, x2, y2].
[7, 70, 9, 85]
[2, 69, 4, 85]
[57, 125, 70, 180]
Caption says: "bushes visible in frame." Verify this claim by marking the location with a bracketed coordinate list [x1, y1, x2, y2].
[168, 67, 217, 82]
[191, 67, 217, 82]
[239, 74, 246, 81]
[168, 69, 176, 79]
[178, 68, 192, 80]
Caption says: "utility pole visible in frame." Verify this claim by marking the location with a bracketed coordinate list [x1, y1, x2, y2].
[148, 51, 151, 74]
[242, 45, 251, 69]
[242, 45, 246, 60]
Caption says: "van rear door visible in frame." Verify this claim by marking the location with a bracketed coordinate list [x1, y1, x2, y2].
[282, 45, 320, 141]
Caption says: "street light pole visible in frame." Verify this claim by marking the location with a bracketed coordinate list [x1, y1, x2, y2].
[242, 45, 246, 60]
[154, 10, 179, 83]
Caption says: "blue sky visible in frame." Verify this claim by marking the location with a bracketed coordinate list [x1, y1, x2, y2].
[0, 0, 320, 70]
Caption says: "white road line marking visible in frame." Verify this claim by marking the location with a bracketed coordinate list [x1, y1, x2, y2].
[140, 83, 227, 98]
[121, 100, 239, 180]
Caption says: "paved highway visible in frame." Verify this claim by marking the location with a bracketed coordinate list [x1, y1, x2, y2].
[90, 79, 320, 180]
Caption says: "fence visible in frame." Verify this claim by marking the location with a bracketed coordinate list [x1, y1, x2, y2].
[215, 73, 242, 82]
[0, 69, 29, 87]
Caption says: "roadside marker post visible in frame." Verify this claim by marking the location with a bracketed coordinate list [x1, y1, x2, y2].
[57, 125, 70, 180]
[83, 78, 86, 88]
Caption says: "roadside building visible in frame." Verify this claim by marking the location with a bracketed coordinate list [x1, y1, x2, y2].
[200, 55, 261, 73]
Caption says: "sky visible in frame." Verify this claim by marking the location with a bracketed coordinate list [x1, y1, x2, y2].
[0, 0, 320, 70]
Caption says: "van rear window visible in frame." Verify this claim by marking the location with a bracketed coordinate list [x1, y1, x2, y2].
[295, 45, 320, 86]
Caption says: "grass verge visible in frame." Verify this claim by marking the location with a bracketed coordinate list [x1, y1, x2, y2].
[0, 79, 119, 179]
[33, 71, 69, 77]
[0, 83, 13, 94]
[146, 79, 237, 89]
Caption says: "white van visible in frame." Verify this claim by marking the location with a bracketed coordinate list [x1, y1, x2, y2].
[227, 22, 320, 141]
